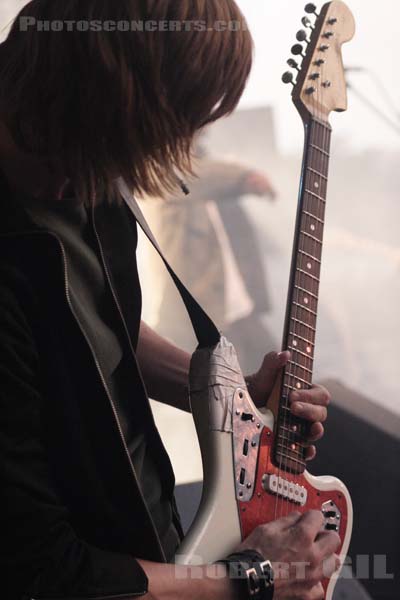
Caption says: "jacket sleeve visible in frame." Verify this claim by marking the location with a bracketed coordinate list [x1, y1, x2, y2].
[0, 267, 149, 599]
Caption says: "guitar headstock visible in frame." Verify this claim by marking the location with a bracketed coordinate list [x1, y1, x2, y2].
[282, 1, 355, 123]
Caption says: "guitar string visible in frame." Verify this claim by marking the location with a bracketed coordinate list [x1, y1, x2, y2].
[278, 66, 315, 523]
[277, 21, 332, 520]
[281, 104, 319, 520]
[284, 43, 328, 517]
[277, 125, 311, 520]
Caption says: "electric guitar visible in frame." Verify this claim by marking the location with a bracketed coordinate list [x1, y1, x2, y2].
[177, 3, 355, 598]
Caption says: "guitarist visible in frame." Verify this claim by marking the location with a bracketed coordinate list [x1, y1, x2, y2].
[0, 1, 339, 599]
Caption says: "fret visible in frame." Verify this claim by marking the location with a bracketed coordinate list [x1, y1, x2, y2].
[276, 441, 305, 457]
[291, 347, 315, 361]
[302, 210, 325, 225]
[310, 143, 330, 157]
[293, 291, 318, 315]
[311, 116, 332, 132]
[276, 118, 331, 477]
[301, 231, 323, 245]
[299, 250, 321, 265]
[307, 167, 328, 181]
[280, 424, 304, 434]
[296, 268, 320, 283]
[295, 285, 318, 300]
[277, 433, 307, 450]
[288, 360, 313, 376]
[305, 189, 326, 203]
[281, 387, 313, 419]
[293, 302, 318, 317]
[290, 317, 316, 332]
[284, 373, 311, 388]
[289, 332, 315, 346]
[275, 450, 306, 467]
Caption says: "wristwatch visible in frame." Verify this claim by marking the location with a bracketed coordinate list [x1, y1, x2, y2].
[218, 550, 275, 600]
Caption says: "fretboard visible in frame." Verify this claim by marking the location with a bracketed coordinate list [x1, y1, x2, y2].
[274, 117, 332, 475]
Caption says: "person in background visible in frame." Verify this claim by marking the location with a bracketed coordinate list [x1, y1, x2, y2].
[148, 142, 278, 372]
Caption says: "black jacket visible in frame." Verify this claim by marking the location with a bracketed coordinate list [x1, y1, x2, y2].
[0, 176, 183, 600]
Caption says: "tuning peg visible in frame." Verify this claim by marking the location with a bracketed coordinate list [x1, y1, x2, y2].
[296, 29, 309, 42]
[282, 71, 295, 86]
[291, 44, 305, 57]
[287, 58, 301, 70]
[302, 16, 313, 28]
[304, 3, 318, 15]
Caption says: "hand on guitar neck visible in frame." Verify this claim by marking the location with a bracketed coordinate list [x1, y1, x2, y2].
[246, 350, 330, 461]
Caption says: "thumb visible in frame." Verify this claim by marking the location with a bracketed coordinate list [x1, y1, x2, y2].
[258, 351, 290, 397]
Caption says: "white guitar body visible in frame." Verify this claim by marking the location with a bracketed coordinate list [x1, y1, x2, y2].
[177, 4, 356, 599]
[176, 373, 353, 600]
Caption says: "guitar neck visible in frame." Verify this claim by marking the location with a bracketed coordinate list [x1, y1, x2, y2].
[274, 116, 332, 474]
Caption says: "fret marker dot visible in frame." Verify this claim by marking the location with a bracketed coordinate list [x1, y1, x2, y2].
[292, 425, 298, 432]
[307, 262, 312, 270]
[310, 224, 316, 232]
[304, 297, 309, 305]
[296, 382, 302, 389]
[293, 339, 298, 347]
[291, 444, 297, 451]
[314, 181, 320, 189]
[307, 346, 312, 354]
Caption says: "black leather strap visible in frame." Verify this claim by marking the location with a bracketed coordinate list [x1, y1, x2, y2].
[218, 550, 275, 600]
[119, 179, 221, 349]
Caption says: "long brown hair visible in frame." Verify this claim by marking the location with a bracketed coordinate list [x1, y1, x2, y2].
[0, 0, 253, 203]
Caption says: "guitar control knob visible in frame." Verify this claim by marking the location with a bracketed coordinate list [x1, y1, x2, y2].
[282, 71, 295, 85]
[291, 44, 305, 56]
[319, 44, 330, 52]
[325, 523, 339, 532]
[328, 17, 338, 25]
[305, 3, 318, 14]
[324, 510, 338, 519]
[296, 29, 308, 42]
[305, 87, 316, 95]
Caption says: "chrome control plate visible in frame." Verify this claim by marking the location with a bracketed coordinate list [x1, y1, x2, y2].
[233, 388, 262, 502]
[322, 499, 341, 532]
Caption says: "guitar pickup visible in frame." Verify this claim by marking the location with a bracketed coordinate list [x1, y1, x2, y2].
[262, 473, 307, 506]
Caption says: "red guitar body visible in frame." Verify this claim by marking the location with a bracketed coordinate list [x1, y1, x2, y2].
[238, 426, 352, 599]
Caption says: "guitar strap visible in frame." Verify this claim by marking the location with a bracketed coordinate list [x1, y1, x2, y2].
[118, 178, 221, 349]
[119, 178, 247, 435]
